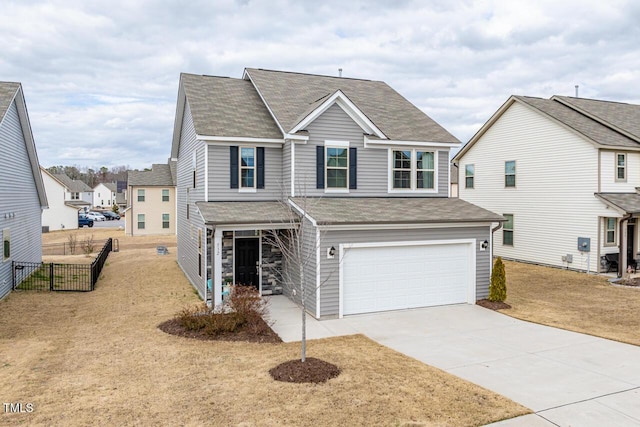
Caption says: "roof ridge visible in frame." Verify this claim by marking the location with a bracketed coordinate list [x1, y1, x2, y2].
[553, 95, 635, 106]
[245, 67, 381, 83]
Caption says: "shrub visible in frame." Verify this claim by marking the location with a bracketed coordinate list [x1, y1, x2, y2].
[489, 256, 507, 302]
[176, 286, 270, 336]
[81, 234, 95, 254]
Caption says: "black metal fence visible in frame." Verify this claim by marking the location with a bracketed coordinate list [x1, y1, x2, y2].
[13, 238, 113, 292]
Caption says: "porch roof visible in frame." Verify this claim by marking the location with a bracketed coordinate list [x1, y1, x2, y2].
[290, 197, 504, 225]
[595, 192, 640, 215]
[196, 201, 295, 226]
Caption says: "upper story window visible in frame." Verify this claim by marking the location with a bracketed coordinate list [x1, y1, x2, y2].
[465, 164, 474, 188]
[390, 149, 436, 191]
[137, 189, 145, 202]
[326, 146, 348, 189]
[230, 146, 265, 190]
[162, 189, 170, 202]
[505, 161, 516, 187]
[616, 153, 626, 181]
[71, 192, 79, 200]
[240, 147, 255, 188]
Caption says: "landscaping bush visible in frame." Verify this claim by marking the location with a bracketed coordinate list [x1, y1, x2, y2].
[489, 256, 507, 302]
[176, 285, 269, 336]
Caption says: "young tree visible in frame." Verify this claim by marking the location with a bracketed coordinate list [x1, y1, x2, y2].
[489, 256, 507, 302]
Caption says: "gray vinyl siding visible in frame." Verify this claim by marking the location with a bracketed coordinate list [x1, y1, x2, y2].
[207, 144, 284, 201]
[281, 216, 317, 316]
[294, 103, 449, 197]
[282, 142, 291, 196]
[0, 101, 43, 298]
[176, 102, 207, 298]
[317, 226, 491, 318]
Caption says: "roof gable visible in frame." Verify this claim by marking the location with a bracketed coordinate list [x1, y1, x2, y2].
[128, 162, 176, 187]
[244, 68, 459, 143]
[0, 82, 48, 208]
[53, 174, 92, 192]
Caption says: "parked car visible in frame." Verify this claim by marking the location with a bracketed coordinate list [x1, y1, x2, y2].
[102, 211, 121, 220]
[86, 212, 106, 221]
[78, 214, 94, 228]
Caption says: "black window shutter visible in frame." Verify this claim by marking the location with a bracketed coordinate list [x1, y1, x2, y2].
[230, 146, 239, 189]
[316, 145, 324, 189]
[256, 147, 265, 189]
[349, 147, 357, 189]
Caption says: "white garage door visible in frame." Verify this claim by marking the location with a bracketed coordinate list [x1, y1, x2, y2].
[342, 241, 474, 316]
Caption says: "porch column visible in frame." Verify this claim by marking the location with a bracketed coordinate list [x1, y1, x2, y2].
[213, 228, 223, 306]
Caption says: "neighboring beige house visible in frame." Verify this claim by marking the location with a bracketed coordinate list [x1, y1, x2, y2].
[125, 162, 176, 236]
[454, 95, 640, 276]
[41, 167, 80, 231]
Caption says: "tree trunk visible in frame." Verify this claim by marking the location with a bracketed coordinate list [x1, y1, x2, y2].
[300, 262, 306, 362]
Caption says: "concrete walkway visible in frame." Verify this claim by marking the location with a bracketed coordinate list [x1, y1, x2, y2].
[266, 296, 640, 426]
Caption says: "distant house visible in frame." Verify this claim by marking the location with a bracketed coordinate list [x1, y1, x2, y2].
[53, 173, 93, 211]
[450, 164, 459, 197]
[0, 82, 48, 298]
[454, 95, 640, 275]
[93, 182, 117, 208]
[41, 167, 80, 231]
[170, 68, 502, 318]
[125, 162, 176, 236]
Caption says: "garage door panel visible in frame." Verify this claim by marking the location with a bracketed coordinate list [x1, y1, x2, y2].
[342, 242, 472, 315]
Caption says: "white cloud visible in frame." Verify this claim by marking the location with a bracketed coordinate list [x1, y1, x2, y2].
[2, 0, 640, 168]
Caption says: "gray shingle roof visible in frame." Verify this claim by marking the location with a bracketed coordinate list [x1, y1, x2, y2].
[245, 68, 459, 143]
[554, 96, 640, 142]
[515, 96, 640, 148]
[292, 197, 503, 225]
[0, 82, 20, 124]
[181, 73, 282, 139]
[128, 163, 175, 186]
[595, 193, 640, 214]
[53, 174, 92, 192]
[103, 182, 118, 192]
[196, 201, 295, 225]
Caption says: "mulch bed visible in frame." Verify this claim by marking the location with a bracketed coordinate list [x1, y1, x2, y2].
[269, 357, 341, 384]
[158, 317, 282, 343]
[476, 299, 511, 310]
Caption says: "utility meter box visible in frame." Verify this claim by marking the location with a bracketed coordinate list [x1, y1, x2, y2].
[578, 237, 591, 252]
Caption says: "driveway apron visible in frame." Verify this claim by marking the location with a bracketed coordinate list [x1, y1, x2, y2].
[266, 296, 640, 426]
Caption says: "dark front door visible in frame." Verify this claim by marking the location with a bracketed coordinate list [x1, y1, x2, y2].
[235, 238, 259, 289]
[627, 223, 636, 269]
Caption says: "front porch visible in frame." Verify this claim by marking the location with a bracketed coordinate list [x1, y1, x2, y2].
[596, 192, 640, 277]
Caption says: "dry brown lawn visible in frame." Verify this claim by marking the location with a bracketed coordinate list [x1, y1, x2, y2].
[503, 260, 640, 346]
[0, 229, 529, 426]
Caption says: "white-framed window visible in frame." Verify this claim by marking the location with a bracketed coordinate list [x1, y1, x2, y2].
[162, 213, 170, 229]
[325, 142, 349, 190]
[240, 147, 256, 189]
[162, 189, 170, 202]
[465, 164, 474, 189]
[505, 161, 516, 187]
[137, 214, 145, 229]
[503, 214, 514, 246]
[616, 153, 626, 181]
[389, 149, 436, 192]
[605, 217, 617, 245]
[2, 229, 10, 261]
[137, 189, 145, 202]
[71, 192, 79, 200]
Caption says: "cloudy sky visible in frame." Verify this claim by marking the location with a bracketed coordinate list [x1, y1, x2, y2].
[3, 0, 640, 170]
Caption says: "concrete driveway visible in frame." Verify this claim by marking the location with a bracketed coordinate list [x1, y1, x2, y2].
[266, 296, 640, 426]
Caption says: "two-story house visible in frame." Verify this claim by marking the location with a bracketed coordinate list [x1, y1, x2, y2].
[41, 167, 82, 231]
[0, 82, 48, 298]
[125, 162, 176, 236]
[171, 69, 503, 319]
[53, 173, 93, 211]
[93, 182, 118, 209]
[454, 95, 640, 276]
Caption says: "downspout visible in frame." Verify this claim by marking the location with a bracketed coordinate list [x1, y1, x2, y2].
[489, 222, 503, 275]
[618, 213, 633, 278]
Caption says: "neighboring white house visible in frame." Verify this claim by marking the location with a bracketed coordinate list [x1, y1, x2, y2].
[93, 182, 117, 208]
[41, 167, 80, 231]
[454, 95, 640, 275]
[53, 173, 93, 211]
[0, 82, 48, 298]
